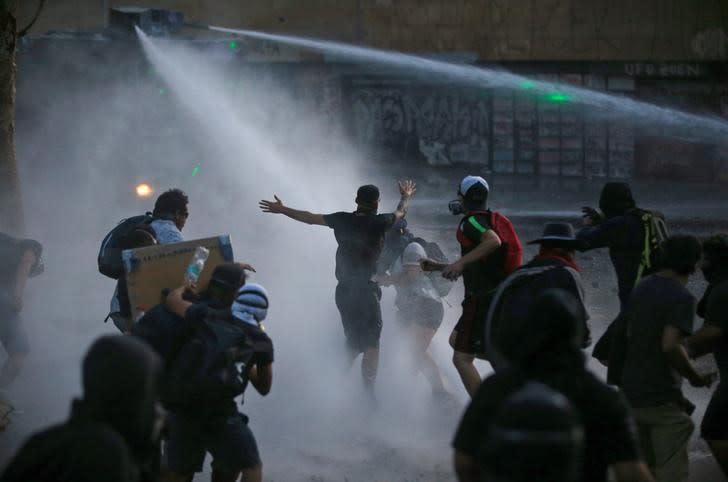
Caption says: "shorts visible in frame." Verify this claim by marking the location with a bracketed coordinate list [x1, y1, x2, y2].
[0, 310, 30, 356]
[701, 381, 728, 440]
[166, 412, 261, 473]
[396, 297, 444, 331]
[335, 281, 383, 353]
[452, 294, 491, 355]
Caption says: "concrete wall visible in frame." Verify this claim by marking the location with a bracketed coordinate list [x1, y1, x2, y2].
[18, 0, 728, 61]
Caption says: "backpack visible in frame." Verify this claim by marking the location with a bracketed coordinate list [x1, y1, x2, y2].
[98, 213, 154, 279]
[411, 237, 453, 297]
[631, 209, 668, 280]
[165, 310, 254, 406]
[458, 210, 523, 276]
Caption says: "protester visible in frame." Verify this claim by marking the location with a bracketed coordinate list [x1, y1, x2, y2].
[486, 222, 589, 370]
[108, 188, 189, 331]
[162, 281, 274, 482]
[423, 175, 521, 396]
[578, 182, 667, 365]
[149, 188, 189, 244]
[620, 235, 714, 482]
[132, 262, 249, 377]
[376, 220, 454, 402]
[0, 233, 43, 428]
[476, 382, 584, 482]
[259, 180, 416, 400]
[1, 335, 163, 482]
[684, 233, 728, 476]
[453, 290, 653, 482]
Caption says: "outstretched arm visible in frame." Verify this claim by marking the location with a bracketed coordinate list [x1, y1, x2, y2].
[259, 195, 326, 226]
[442, 230, 502, 281]
[393, 180, 417, 221]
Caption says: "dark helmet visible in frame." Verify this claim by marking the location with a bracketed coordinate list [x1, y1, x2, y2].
[479, 382, 584, 482]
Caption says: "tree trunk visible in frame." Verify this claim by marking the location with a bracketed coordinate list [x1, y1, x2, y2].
[0, 0, 23, 235]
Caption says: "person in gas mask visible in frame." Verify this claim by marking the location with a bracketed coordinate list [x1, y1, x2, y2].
[453, 290, 653, 482]
[423, 176, 521, 396]
[684, 233, 728, 477]
[1, 335, 164, 482]
[578, 182, 667, 371]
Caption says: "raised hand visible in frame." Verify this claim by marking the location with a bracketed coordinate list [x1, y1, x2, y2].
[259, 195, 285, 214]
[398, 180, 417, 198]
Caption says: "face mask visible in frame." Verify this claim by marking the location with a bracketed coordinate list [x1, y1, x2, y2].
[449, 199, 464, 215]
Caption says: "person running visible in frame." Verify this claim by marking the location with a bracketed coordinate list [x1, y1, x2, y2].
[620, 235, 714, 482]
[453, 290, 653, 482]
[162, 281, 274, 482]
[259, 180, 416, 400]
[684, 233, 728, 476]
[486, 222, 589, 370]
[1, 335, 164, 482]
[423, 175, 521, 396]
[0, 233, 43, 428]
[376, 221, 454, 402]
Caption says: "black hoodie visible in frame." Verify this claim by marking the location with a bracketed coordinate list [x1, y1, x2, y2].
[1, 336, 162, 482]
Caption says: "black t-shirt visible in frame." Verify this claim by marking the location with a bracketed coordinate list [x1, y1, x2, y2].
[453, 367, 641, 482]
[704, 280, 728, 381]
[1, 420, 138, 482]
[323, 212, 396, 283]
[621, 275, 695, 408]
[457, 213, 506, 295]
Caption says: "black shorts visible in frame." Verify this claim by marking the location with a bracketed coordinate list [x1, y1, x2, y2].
[396, 297, 444, 331]
[453, 294, 491, 355]
[0, 310, 30, 356]
[335, 281, 382, 353]
[166, 412, 261, 473]
[701, 381, 728, 440]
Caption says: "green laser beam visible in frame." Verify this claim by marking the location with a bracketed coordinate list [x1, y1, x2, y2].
[544, 92, 571, 103]
[191, 165, 200, 177]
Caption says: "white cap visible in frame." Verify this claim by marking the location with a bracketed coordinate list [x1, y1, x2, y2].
[402, 242, 427, 266]
[459, 175, 489, 196]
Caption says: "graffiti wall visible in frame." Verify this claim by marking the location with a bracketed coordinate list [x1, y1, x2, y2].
[344, 81, 491, 166]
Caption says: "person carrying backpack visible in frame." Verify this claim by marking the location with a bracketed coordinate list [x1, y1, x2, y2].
[162, 281, 273, 482]
[578, 182, 668, 367]
[485, 223, 590, 371]
[424, 176, 522, 396]
[104, 189, 190, 331]
[376, 219, 455, 402]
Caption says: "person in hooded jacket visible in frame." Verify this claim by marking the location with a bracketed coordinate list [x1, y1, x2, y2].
[578, 182, 664, 367]
[453, 290, 653, 482]
[0, 335, 164, 482]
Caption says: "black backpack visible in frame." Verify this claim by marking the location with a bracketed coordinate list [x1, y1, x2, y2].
[165, 310, 254, 406]
[411, 237, 453, 297]
[98, 213, 154, 279]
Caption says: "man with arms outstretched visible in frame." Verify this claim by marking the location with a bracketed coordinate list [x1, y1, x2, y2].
[259, 180, 416, 401]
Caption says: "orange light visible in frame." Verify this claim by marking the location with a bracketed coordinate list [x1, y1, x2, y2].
[136, 183, 153, 198]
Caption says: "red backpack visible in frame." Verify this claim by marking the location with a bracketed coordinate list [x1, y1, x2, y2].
[457, 210, 523, 275]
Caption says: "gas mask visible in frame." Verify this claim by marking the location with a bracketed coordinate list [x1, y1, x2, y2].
[448, 199, 465, 215]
